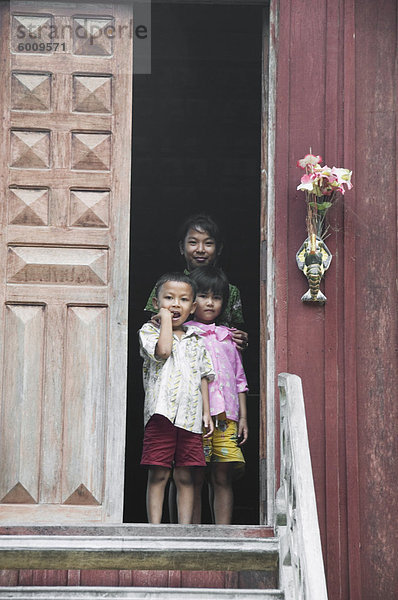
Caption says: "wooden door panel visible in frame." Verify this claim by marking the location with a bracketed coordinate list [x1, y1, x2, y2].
[0, 1, 133, 523]
[62, 306, 107, 506]
[0, 304, 45, 505]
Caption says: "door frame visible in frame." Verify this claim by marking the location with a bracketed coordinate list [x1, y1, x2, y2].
[260, 0, 276, 527]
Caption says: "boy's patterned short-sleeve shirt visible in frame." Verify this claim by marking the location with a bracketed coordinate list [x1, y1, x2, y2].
[139, 322, 215, 434]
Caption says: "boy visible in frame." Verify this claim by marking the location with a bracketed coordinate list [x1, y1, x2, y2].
[139, 272, 215, 524]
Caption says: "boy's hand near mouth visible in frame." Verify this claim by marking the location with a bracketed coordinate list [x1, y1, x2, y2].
[152, 307, 173, 360]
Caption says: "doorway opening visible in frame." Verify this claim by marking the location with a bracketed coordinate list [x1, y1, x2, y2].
[124, 2, 265, 524]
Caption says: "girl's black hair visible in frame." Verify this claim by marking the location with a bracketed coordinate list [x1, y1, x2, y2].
[189, 266, 230, 315]
[178, 214, 223, 251]
[154, 272, 197, 299]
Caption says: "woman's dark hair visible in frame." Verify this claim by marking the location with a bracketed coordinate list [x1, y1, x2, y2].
[178, 214, 223, 251]
[189, 266, 230, 315]
[154, 272, 197, 300]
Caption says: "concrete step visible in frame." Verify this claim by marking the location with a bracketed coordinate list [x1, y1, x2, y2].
[0, 526, 275, 539]
[0, 534, 279, 572]
[0, 526, 279, 573]
[0, 587, 284, 599]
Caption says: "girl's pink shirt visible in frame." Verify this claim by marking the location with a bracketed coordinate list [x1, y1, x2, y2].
[185, 321, 248, 421]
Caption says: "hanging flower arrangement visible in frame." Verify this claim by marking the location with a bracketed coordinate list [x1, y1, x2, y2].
[295, 153, 353, 303]
[297, 153, 353, 238]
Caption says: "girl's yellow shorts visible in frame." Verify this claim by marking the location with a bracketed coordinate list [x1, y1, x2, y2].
[203, 416, 245, 466]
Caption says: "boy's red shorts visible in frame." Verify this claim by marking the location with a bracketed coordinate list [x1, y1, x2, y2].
[141, 414, 206, 468]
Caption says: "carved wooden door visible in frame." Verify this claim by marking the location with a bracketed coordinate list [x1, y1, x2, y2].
[0, 1, 133, 523]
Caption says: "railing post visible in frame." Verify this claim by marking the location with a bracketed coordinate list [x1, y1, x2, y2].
[276, 373, 328, 600]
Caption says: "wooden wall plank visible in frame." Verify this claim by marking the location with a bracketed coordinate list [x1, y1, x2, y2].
[67, 570, 81, 585]
[79, 570, 120, 586]
[167, 571, 182, 587]
[0, 570, 19, 585]
[17, 570, 33, 585]
[324, 1, 349, 598]
[180, 571, 225, 588]
[274, 0, 328, 544]
[354, 1, 398, 598]
[31, 570, 68, 585]
[130, 571, 169, 587]
[342, 2, 362, 599]
[118, 570, 134, 586]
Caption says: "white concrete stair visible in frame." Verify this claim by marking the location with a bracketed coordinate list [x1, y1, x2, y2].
[0, 525, 282, 597]
[0, 525, 278, 573]
[0, 587, 284, 599]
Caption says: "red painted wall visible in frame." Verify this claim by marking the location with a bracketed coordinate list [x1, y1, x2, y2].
[272, 0, 397, 598]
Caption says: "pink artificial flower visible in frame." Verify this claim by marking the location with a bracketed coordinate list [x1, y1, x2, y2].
[331, 167, 353, 192]
[297, 173, 315, 192]
[317, 165, 332, 178]
[297, 154, 322, 169]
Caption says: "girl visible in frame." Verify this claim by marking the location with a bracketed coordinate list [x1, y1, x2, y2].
[186, 266, 249, 524]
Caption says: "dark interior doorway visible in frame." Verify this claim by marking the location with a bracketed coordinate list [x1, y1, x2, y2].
[124, 2, 264, 524]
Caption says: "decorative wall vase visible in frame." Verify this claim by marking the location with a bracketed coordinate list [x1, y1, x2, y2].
[295, 152, 353, 304]
[296, 234, 332, 303]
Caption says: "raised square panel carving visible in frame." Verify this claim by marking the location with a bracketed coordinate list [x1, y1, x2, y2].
[8, 187, 49, 225]
[0, 304, 45, 504]
[11, 72, 51, 112]
[69, 190, 109, 227]
[71, 132, 111, 171]
[73, 17, 114, 56]
[62, 306, 107, 505]
[73, 75, 112, 113]
[7, 246, 108, 285]
[10, 130, 50, 169]
[12, 15, 53, 53]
